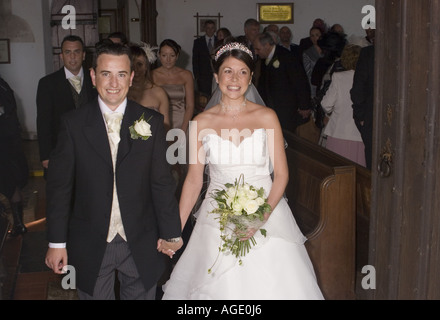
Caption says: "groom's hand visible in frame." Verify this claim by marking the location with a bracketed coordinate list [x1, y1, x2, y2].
[157, 238, 183, 258]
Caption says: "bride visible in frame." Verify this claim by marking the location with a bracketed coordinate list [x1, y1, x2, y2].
[159, 42, 324, 300]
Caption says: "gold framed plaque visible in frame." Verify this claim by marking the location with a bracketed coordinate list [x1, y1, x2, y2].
[257, 3, 294, 24]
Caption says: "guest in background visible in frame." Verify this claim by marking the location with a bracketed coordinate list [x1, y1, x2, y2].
[153, 39, 194, 204]
[0, 76, 29, 236]
[310, 31, 347, 138]
[263, 24, 280, 43]
[128, 43, 170, 131]
[108, 32, 129, 46]
[303, 27, 323, 98]
[36, 35, 97, 178]
[192, 20, 217, 98]
[330, 24, 345, 35]
[153, 39, 194, 134]
[254, 32, 311, 133]
[299, 18, 327, 56]
[321, 44, 366, 167]
[311, 31, 347, 95]
[351, 43, 375, 170]
[237, 18, 261, 59]
[279, 26, 301, 59]
[216, 27, 232, 46]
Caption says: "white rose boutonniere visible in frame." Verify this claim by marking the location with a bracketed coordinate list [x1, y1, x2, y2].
[129, 113, 153, 140]
[272, 59, 280, 69]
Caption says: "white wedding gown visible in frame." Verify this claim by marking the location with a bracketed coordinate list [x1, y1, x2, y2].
[162, 129, 324, 300]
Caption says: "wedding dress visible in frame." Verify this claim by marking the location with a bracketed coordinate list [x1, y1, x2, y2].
[162, 128, 324, 300]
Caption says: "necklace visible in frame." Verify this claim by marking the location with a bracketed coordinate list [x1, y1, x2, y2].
[220, 99, 247, 120]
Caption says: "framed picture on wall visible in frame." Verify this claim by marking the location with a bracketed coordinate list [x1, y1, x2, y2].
[194, 13, 223, 37]
[0, 39, 10, 64]
[99, 9, 118, 40]
[257, 3, 294, 24]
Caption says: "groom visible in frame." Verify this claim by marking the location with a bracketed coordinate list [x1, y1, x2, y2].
[45, 43, 182, 299]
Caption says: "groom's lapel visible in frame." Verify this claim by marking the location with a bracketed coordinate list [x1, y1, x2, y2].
[83, 101, 113, 168]
[116, 102, 134, 168]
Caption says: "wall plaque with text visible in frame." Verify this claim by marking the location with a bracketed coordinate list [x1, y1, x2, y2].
[258, 3, 294, 24]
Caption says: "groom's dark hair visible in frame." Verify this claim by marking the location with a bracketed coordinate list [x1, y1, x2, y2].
[92, 42, 133, 71]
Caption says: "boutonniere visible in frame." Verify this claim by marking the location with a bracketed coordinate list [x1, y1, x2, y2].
[272, 58, 280, 69]
[129, 113, 153, 140]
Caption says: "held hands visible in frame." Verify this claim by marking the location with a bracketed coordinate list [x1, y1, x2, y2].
[157, 238, 183, 258]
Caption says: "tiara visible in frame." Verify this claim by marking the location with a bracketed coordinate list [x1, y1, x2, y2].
[139, 42, 158, 64]
[214, 42, 253, 61]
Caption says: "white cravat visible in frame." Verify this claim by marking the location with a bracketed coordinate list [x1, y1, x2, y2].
[104, 112, 127, 242]
[69, 75, 82, 94]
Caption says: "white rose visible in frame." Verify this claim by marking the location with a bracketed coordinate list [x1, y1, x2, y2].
[227, 187, 236, 197]
[255, 197, 265, 206]
[134, 120, 152, 137]
[237, 188, 247, 199]
[244, 199, 259, 214]
[238, 194, 249, 207]
[247, 189, 258, 200]
[273, 60, 280, 68]
[232, 202, 243, 213]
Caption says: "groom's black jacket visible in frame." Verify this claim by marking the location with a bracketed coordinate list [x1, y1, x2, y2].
[46, 98, 181, 295]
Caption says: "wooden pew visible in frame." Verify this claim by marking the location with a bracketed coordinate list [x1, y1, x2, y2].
[283, 131, 371, 300]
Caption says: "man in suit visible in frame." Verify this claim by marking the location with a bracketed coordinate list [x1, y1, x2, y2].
[237, 18, 261, 59]
[192, 19, 217, 98]
[254, 32, 312, 132]
[44, 43, 183, 300]
[279, 26, 301, 60]
[36, 35, 97, 177]
[351, 44, 375, 170]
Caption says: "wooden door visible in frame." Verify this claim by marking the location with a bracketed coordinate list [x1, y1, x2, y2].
[369, 0, 440, 299]
[51, 0, 99, 71]
[141, 0, 158, 46]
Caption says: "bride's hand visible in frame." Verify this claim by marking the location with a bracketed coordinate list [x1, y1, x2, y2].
[239, 228, 257, 241]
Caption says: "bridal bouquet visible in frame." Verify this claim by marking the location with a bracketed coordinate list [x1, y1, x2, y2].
[208, 174, 271, 273]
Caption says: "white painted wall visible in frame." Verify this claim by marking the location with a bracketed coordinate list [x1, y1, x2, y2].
[157, 0, 375, 70]
[0, 0, 51, 138]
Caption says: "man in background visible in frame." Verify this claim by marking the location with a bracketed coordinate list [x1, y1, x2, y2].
[237, 18, 261, 59]
[192, 19, 217, 98]
[36, 35, 97, 178]
[254, 32, 311, 133]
